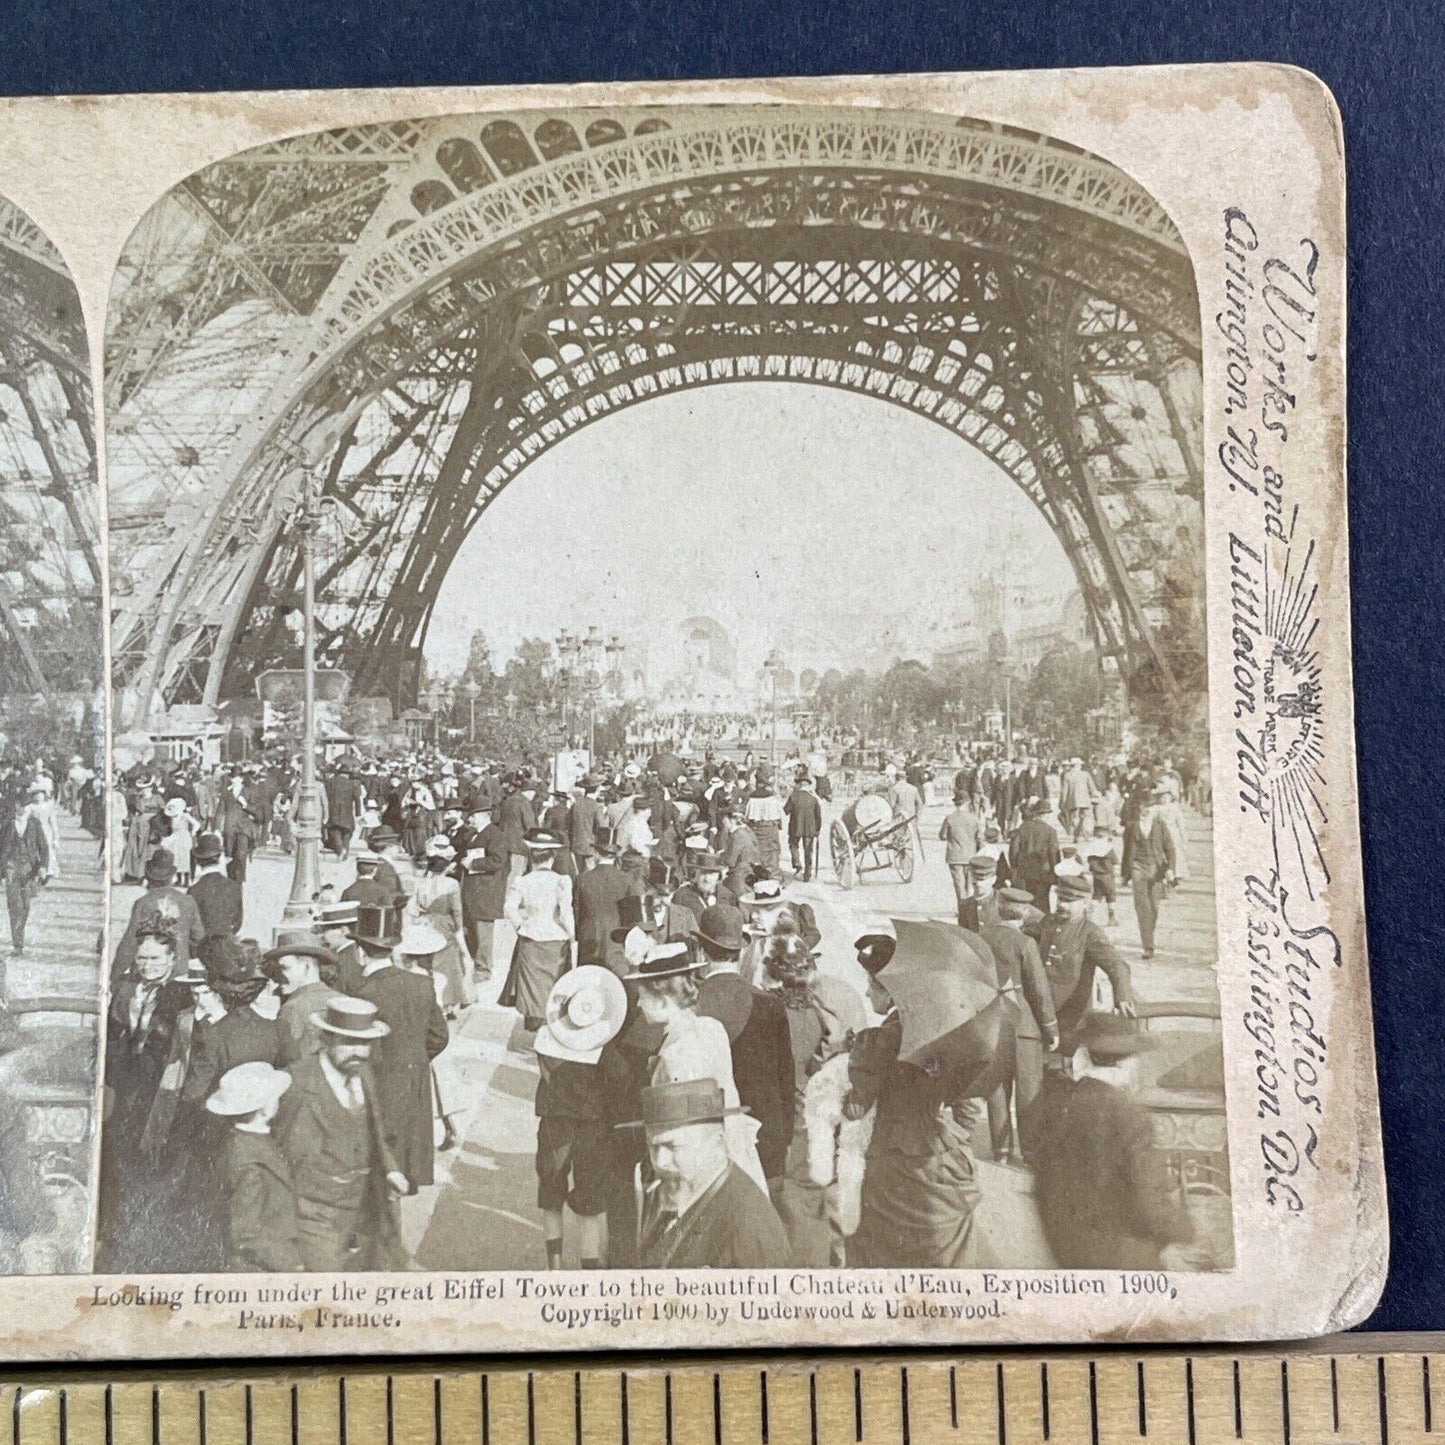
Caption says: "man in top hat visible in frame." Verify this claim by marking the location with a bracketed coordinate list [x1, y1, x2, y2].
[275, 996, 408, 1271]
[632, 1080, 791, 1269]
[672, 848, 736, 920]
[315, 899, 365, 995]
[188, 830, 243, 941]
[264, 931, 347, 1066]
[694, 904, 794, 1189]
[533, 965, 628, 1268]
[975, 887, 1058, 1162]
[1008, 797, 1063, 915]
[783, 771, 822, 882]
[1031, 870, 1136, 1039]
[111, 848, 206, 985]
[1127, 788, 1178, 960]
[1022, 1013, 1195, 1269]
[575, 841, 642, 974]
[0, 791, 48, 960]
[352, 917, 450, 1192]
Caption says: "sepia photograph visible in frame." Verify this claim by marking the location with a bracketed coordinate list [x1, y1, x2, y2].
[99, 102, 1230, 1278]
[0, 195, 104, 1274]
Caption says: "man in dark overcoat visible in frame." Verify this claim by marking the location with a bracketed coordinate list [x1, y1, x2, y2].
[188, 830, 243, 939]
[1022, 1012, 1194, 1269]
[977, 887, 1058, 1161]
[574, 844, 641, 973]
[323, 764, 364, 860]
[353, 929, 449, 1190]
[783, 773, 822, 882]
[1008, 798, 1062, 914]
[694, 905, 794, 1185]
[458, 805, 509, 978]
[275, 996, 407, 1270]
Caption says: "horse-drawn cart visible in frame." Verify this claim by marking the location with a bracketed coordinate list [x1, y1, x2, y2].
[829, 793, 914, 888]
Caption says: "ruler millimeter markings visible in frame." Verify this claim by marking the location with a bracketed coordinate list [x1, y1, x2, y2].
[1, 1342, 1439, 1444]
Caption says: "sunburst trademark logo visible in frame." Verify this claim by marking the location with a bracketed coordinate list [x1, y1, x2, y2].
[1261, 540, 1328, 894]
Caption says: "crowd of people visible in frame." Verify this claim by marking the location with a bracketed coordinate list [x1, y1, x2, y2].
[97, 736, 1218, 1276]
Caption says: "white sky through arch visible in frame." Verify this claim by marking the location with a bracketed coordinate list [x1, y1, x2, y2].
[424, 384, 1076, 683]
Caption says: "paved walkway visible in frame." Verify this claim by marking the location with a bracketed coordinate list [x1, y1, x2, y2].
[10, 811, 104, 1003]
[109, 805, 1219, 1271]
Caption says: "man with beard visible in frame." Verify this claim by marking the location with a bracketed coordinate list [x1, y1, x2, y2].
[635, 1080, 790, 1268]
[275, 996, 408, 1270]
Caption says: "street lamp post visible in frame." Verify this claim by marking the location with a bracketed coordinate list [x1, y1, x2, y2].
[465, 677, 481, 744]
[280, 473, 323, 927]
[764, 649, 782, 775]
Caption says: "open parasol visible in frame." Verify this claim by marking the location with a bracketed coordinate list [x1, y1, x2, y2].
[878, 919, 1016, 1098]
[648, 750, 685, 787]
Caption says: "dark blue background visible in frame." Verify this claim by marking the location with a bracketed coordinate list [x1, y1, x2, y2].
[1, 0, 1439, 1331]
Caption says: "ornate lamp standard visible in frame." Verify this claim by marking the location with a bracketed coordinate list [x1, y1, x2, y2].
[763, 649, 783, 776]
[555, 629, 578, 741]
[280, 472, 323, 927]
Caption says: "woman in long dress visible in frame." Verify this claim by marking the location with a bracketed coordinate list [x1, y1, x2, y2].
[499, 830, 574, 1031]
[844, 947, 987, 1269]
[410, 837, 476, 1015]
[630, 943, 768, 1191]
[26, 780, 61, 881]
[158, 796, 198, 886]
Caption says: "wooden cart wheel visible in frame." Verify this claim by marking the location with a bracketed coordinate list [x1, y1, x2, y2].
[894, 840, 915, 883]
[830, 820, 856, 889]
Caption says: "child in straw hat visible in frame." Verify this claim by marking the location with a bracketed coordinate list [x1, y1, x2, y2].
[206, 1061, 303, 1272]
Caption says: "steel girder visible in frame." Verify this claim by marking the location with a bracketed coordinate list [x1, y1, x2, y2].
[0, 201, 100, 698]
[220, 232, 1198, 707]
[105, 109, 1201, 716]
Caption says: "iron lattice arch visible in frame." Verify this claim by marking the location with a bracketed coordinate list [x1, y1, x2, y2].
[104, 107, 1204, 718]
[0, 199, 100, 698]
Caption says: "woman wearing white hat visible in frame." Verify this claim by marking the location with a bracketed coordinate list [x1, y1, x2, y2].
[628, 941, 767, 1192]
[500, 830, 575, 1031]
[158, 795, 199, 886]
[26, 777, 60, 883]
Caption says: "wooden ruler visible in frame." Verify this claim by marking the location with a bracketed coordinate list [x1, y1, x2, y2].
[0, 1337, 1437, 1444]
